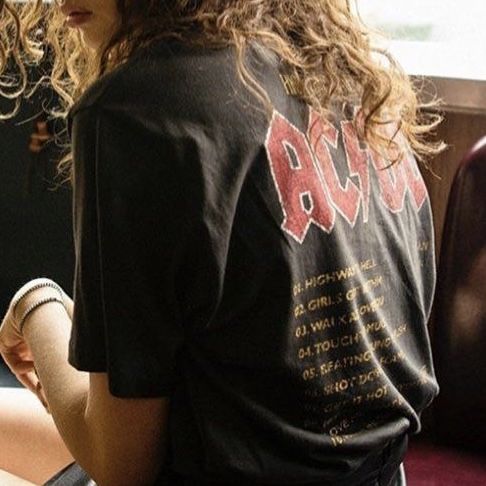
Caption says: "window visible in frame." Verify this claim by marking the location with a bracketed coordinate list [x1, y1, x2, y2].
[357, 0, 486, 81]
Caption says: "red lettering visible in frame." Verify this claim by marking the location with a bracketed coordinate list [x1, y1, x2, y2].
[265, 109, 429, 243]
[371, 151, 407, 213]
[308, 110, 361, 226]
[370, 130, 427, 212]
[265, 111, 335, 242]
[341, 119, 371, 222]
[400, 150, 428, 210]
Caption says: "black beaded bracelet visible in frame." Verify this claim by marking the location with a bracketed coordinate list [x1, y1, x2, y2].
[19, 296, 65, 334]
[12, 280, 64, 314]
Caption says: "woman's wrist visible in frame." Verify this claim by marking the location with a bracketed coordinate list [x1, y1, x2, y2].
[18, 295, 66, 335]
[12, 280, 67, 335]
[12, 279, 64, 313]
[14, 288, 62, 319]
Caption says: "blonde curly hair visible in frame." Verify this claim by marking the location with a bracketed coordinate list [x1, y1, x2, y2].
[0, 0, 443, 176]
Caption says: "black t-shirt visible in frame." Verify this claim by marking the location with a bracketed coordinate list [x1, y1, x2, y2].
[68, 41, 439, 485]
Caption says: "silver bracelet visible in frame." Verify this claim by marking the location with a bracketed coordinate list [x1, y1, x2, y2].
[19, 296, 65, 334]
[12, 280, 64, 314]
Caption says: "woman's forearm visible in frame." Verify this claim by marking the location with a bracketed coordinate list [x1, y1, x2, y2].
[20, 298, 94, 473]
[10, 287, 168, 486]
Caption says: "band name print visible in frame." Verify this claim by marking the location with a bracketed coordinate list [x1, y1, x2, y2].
[265, 108, 428, 243]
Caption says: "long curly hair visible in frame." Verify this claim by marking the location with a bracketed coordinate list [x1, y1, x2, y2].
[0, 0, 444, 176]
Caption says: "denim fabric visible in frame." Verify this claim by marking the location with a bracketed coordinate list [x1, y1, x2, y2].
[43, 463, 95, 486]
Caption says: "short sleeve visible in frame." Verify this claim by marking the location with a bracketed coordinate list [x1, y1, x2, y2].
[68, 104, 234, 398]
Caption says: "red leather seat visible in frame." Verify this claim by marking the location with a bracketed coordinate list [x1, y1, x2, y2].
[432, 136, 486, 451]
[404, 137, 486, 485]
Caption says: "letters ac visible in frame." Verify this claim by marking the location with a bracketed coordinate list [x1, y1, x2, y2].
[265, 108, 428, 243]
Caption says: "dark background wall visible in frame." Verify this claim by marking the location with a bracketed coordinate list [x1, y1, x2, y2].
[0, 90, 75, 385]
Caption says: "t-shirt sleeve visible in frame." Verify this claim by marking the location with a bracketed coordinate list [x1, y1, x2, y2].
[68, 104, 232, 398]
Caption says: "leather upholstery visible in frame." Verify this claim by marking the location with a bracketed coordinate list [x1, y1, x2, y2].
[432, 136, 486, 452]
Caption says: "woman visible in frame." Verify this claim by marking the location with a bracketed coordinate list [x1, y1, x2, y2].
[0, 1, 443, 485]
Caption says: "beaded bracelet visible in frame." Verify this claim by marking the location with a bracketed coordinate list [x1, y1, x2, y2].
[12, 280, 64, 314]
[19, 296, 65, 334]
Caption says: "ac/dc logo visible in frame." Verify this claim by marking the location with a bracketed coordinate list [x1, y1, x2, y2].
[265, 109, 428, 243]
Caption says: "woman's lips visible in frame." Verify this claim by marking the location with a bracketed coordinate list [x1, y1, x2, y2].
[65, 11, 93, 28]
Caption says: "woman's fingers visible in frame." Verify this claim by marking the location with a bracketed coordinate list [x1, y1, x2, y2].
[15, 371, 39, 396]
[3, 353, 51, 412]
[11, 360, 35, 374]
[2, 345, 34, 374]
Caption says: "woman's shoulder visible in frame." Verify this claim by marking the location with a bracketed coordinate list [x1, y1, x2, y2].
[69, 40, 267, 124]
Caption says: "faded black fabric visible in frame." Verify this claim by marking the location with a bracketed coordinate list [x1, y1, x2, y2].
[68, 41, 438, 484]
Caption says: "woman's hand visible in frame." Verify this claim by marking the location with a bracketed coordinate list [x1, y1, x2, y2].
[0, 294, 38, 394]
[0, 279, 72, 410]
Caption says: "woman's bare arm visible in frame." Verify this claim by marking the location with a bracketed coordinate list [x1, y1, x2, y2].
[1, 285, 169, 486]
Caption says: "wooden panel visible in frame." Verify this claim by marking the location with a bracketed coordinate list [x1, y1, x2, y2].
[421, 111, 486, 256]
